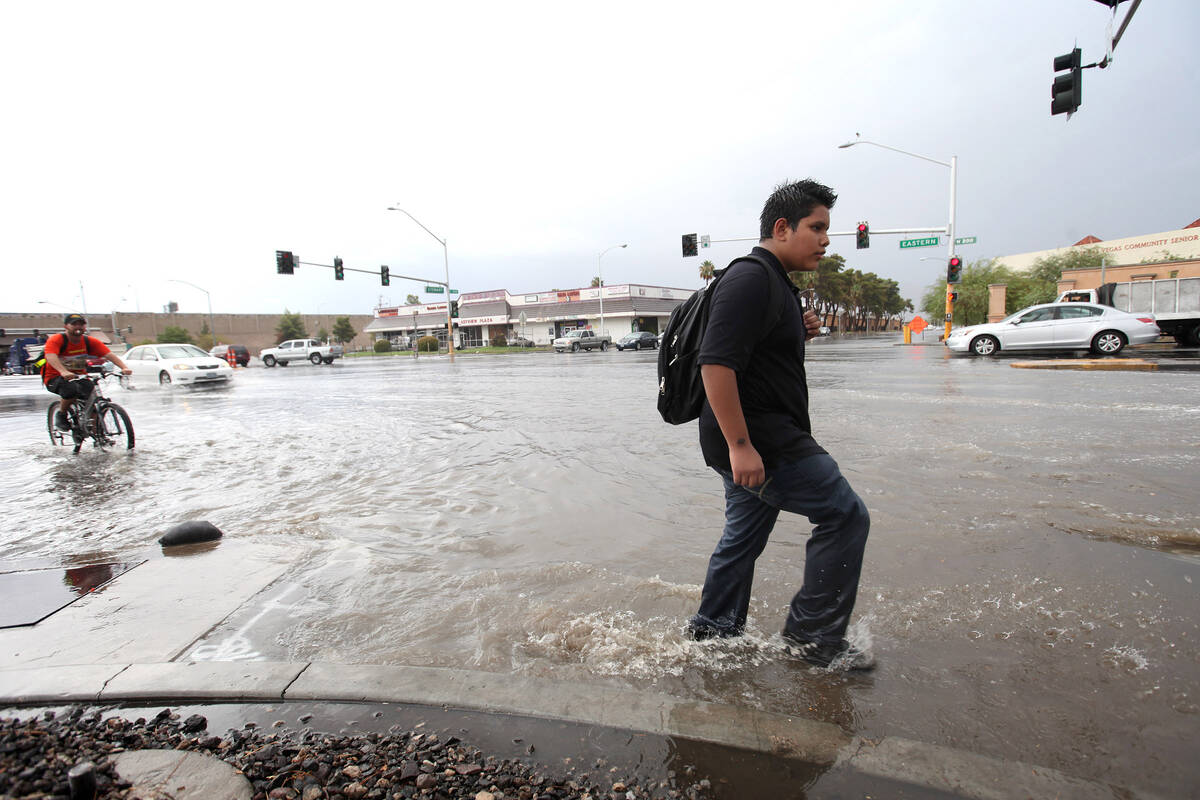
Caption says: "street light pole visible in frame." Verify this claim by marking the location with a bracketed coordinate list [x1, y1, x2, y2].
[387, 206, 455, 362]
[839, 135, 958, 340]
[596, 244, 627, 336]
[168, 279, 217, 348]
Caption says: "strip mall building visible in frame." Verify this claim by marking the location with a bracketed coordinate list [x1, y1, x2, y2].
[364, 284, 694, 347]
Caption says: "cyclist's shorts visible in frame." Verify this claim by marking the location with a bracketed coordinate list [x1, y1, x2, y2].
[46, 376, 95, 401]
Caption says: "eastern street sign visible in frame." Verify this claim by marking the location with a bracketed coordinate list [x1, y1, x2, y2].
[899, 237, 940, 249]
[425, 286, 445, 294]
[954, 236, 977, 245]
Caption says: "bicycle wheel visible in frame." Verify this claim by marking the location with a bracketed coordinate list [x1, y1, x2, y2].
[94, 403, 135, 450]
[47, 403, 66, 446]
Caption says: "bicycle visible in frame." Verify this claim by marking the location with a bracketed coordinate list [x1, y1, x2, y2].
[46, 365, 135, 453]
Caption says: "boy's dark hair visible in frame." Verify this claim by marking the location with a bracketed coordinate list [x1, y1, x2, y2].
[759, 179, 838, 240]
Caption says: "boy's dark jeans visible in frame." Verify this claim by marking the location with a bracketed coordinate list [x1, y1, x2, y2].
[691, 453, 869, 644]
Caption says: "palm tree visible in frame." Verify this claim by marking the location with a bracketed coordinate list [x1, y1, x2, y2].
[699, 260, 716, 285]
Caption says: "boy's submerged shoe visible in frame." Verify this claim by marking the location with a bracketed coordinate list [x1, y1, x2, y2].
[685, 619, 743, 641]
[55, 411, 70, 431]
[781, 629, 875, 671]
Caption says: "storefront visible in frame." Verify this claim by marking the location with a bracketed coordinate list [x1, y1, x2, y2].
[367, 283, 694, 347]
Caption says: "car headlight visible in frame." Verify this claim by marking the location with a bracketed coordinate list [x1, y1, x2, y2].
[172, 363, 195, 370]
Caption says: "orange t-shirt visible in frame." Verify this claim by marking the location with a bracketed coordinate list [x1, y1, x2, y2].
[42, 334, 110, 383]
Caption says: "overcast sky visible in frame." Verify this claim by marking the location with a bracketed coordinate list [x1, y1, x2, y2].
[4, 1, 1197, 319]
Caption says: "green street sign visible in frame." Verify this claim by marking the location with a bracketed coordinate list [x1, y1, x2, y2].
[900, 237, 940, 249]
[425, 286, 445, 294]
[449, 289, 458, 294]
[954, 236, 977, 245]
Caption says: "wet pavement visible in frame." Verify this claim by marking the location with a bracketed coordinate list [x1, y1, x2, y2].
[0, 336, 1197, 797]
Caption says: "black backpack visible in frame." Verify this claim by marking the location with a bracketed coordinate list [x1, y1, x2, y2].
[657, 254, 779, 424]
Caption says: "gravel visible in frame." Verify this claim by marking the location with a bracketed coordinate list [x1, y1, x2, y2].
[0, 706, 715, 799]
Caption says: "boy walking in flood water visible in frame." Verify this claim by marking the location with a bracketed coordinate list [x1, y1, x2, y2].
[686, 179, 872, 670]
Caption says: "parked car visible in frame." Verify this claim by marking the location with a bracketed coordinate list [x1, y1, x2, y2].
[123, 343, 234, 385]
[945, 302, 1159, 356]
[817, 326, 832, 336]
[615, 331, 659, 351]
[209, 344, 251, 366]
[506, 335, 535, 347]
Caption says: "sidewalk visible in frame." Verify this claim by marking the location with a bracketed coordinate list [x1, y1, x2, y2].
[0, 542, 1158, 799]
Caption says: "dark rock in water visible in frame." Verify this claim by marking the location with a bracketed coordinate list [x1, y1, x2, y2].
[159, 520, 223, 546]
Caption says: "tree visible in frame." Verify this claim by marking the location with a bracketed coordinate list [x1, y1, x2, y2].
[406, 294, 420, 305]
[317, 326, 330, 342]
[158, 325, 193, 344]
[699, 260, 716, 286]
[919, 247, 1115, 328]
[590, 276, 602, 288]
[1006, 246, 1110, 309]
[920, 258, 1010, 326]
[332, 316, 357, 344]
[199, 320, 210, 337]
[275, 309, 307, 343]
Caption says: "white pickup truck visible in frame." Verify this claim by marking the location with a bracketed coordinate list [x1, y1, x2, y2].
[260, 339, 344, 367]
[553, 329, 611, 353]
[1058, 277, 1200, 346]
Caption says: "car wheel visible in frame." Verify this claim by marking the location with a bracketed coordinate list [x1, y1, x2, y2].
[1092, 330, 1126, 355]
[323, 358, 334, 364]
[263, 355, 276, 367]
[279, 360, 288, 366]
[571, 342, 580, 352]
[159, 371, 172, 385]
[310, 352, 322, 365]
[600, 341, 608, 351]
[970, 335, 999, 356]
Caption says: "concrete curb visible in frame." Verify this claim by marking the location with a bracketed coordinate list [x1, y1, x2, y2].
[0, 661, 1156, 800]
[1010, 358, 1159, 370]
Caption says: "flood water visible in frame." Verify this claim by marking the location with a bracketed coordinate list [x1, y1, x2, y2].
[1, 338, 1197, 796]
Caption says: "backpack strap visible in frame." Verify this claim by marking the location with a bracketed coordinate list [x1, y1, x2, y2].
[724, 253, 797, 328]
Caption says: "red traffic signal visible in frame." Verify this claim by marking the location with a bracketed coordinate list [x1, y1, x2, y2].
[947, 255, 963, 284]
[855, 222, 869, 249]
[275, 250, 295, 275]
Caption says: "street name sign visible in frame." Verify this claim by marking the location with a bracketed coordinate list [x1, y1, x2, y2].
[425, 286, 445, 293]
[954, 236, 977, 245]
[900, 237, 940, 249]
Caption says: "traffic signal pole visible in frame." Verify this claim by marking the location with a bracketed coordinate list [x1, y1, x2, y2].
[945, 154, 958, 341]
[387, 206, 454, 362]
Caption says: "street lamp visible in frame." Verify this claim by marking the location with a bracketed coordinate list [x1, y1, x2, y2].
[168, 279, 217, 348]
[839, 135, 958, 339]
[386, 206, 455, 362]
[597, 244, 627, 336]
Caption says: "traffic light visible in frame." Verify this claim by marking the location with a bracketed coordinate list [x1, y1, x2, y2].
[450, 300, 459, 318]
[947, 255, 963, 284]
[334, 256, 344, 281]
[855, 222, 869, 250]
[949, 291, 959, 303]
[1051, 48, 1082, 116]
[380, 265, 390, 286]
[275, 250, 295, 275]
[681, 233, 698, 257]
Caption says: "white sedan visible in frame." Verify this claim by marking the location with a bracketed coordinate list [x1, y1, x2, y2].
[123, 343, 234, 385]
[945, 302, 1160, 356]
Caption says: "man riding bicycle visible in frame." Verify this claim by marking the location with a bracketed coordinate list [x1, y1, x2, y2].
[43, 313, 132, 431]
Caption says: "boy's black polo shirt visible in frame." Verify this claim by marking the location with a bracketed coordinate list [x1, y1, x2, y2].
[697, 247, 826, 470]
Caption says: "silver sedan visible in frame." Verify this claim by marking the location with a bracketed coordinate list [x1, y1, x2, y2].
[945, 302, 1160, 356]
